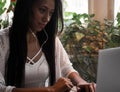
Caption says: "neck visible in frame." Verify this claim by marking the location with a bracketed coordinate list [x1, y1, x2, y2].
[27, 28, 39, 49]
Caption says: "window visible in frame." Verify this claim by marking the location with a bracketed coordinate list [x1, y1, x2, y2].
[114, 0, 120, 24]
[63, 0, 88, 14]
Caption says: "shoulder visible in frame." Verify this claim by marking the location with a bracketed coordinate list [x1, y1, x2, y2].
[55, 36, 66, 53]
[0, 28, 10, 75]
[0, 27, 10, 50]
[0, 27, 10, 36]
[55, 36, 62, 48]
[0, 27, 10, 40]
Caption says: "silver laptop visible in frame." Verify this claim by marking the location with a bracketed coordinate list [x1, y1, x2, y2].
[96, 47, 120, 92]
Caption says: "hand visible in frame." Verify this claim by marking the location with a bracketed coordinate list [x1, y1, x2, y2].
[77, 82, 96, 92]
[51, 77, 74, 92]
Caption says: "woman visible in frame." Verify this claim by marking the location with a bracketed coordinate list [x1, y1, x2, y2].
[0, 0, 96, 92]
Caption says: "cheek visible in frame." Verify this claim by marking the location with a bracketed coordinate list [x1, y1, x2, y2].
[34, 10, 43, 21]
[31, 8, 43, 25]
[29, 16, 39, 28]
[31, 14, 41, 27]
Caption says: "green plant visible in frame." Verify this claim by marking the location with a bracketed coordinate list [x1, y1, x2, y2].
[0, 0, 8, 29]
[60, 12, 120, 82]
[0, 0, 16, 29]
[0, 0, 7, 15]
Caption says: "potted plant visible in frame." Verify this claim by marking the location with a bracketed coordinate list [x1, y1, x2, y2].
[60, 12, 120, 82]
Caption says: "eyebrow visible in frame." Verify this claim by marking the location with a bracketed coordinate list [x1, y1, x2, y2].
[40, 5, 54, 11]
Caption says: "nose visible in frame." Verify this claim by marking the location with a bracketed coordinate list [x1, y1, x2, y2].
[42, 12, 51, 23]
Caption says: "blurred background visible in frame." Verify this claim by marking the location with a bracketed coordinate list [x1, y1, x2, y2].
[0, 0, 120, 83]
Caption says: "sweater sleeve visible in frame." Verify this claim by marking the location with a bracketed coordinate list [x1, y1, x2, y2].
[55, 37, 78, 78]
[0, 28, 15, 92]
[0, 73, 15, 92]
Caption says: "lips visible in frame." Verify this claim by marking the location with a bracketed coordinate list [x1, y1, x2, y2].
[39, 24, 46, 29]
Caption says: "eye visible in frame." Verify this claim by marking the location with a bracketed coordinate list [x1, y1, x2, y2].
[39, 7, 46, 13]
[49, 11, 54, 16]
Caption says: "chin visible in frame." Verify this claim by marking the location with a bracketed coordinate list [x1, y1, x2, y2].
[36, 28, 43, 32]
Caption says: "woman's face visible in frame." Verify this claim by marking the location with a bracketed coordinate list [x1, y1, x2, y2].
[30, 0, 55, 32]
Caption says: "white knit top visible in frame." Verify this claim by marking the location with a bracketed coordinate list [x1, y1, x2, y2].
[25, 53, 49, 87]
[0, 27, 77, 92]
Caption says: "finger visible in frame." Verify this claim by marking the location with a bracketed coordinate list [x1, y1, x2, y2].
[79, 85, 88, 92]
[89, 85, 93, 92]
[66, 81, 74, 89]
[79, 85, 90, 92]
[66, 84, 73, 91]
[85, 85, 90, 92]
[63, 78, 74, 91]
[89, 83, 96, 92]
[91, 83, 96, 92]
[64, 83, 74, 92]
[66, 78, 74, 87]
[76, 86, 80, 91]
[58, 77, 73, 91]
[80, 87, 86, 92]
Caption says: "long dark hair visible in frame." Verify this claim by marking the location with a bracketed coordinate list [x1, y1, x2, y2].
[5, 0, 63, 87]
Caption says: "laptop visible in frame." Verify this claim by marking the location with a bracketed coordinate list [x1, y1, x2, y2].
[96, 47, 120, 92]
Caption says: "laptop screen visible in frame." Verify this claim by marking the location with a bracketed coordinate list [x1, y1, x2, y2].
[96, 47, 120, 92]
